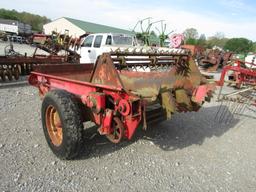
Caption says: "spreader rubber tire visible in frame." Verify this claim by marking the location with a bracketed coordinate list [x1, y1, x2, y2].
[41, 90, 84, 159]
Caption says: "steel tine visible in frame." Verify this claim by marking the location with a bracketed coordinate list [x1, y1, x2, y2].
[218, 99, 232, 123]
[215, 95, 227, 122]
[239, 99, 248, 117]
[227, 98, 241, 123]
[224, 101, 234, 124]
[217, 86, 223, 101]
[225, 99, 240, 124]
[214, 98, 224, 121]
[221, 100, 234, 124]
[246, 105, 256, 113]
[216, 101, 228, 123]
[231, 99, 243, 117]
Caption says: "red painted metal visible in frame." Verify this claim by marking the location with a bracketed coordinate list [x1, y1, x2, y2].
[217, 60, 256, 87]
[84, 92, 106, 114]
[117, 99, 131, 116]
[99, 109, 114, 135]
[29, 69, 141, 141]
[215, 60, 256, 123]
[192, 84, 215, 104]
[29, 52, 215, 143]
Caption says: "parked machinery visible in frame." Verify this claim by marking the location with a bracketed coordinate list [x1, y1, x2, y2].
[0, 54, 66, 81]
[215, 59, 256, 123]
[198, 49, 233, 72]
[32, 31, 81, 58]
[0, 33, 81, 82]
[29, 47, 215, 159]
[180, 46, 233, 72]
[31, 31, 81, 63]
[220, 60, 256, 88]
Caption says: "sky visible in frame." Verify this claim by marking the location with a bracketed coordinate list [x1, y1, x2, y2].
[1, 0, 256, 41]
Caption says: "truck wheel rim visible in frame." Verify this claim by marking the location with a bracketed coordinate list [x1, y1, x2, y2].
[45, 105, 63, 146]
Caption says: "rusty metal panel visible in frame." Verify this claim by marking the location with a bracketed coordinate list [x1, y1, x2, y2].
[90, 53, 124, 89]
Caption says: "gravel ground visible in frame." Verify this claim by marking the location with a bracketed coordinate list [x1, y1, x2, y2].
[0, 41, 48, 56]
[0, 85, 255, 192]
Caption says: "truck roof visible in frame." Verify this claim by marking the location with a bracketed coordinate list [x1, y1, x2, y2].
[87, 33, 134, 36]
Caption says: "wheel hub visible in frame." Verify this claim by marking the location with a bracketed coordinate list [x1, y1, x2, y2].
[45, 105, 63, 146]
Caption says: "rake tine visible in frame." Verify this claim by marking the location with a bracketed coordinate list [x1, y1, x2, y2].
[246, 105, 256, 113]
[215, 97, 227, 122]
[214, 99, 224, 121]
[232, 99, 244, 116]
[217, 102, 227, 123]
[225, 99, 240, 124]
[224, 102, 234, 124]
[218, 100, 232, 123]
[239, 99, 249, 117]
[217, 86, 223, 102]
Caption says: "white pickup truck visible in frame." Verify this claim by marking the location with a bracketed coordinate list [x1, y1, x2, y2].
[78, 33, 137, 63]
[245, 54, 256, 69]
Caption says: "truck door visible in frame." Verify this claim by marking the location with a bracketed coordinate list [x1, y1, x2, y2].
[92, 35, 104, 61]
[80, 35, 94, 63]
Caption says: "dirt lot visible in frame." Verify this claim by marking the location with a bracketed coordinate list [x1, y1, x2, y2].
[0, 84, 255, 192]
[0, 42, 256, 192]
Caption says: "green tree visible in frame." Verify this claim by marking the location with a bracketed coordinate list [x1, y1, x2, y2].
[224, 38, 253, 53]
[0, 8, 51, 31]
[206, 32, 228, 48]
[183, 28, 198, 44]
[214, 32, 225, 39]
[186, 38, 197, 45]
[252, 42, 256, 52]
[183, 28, 198, 39]
[197, 34, 206, 46]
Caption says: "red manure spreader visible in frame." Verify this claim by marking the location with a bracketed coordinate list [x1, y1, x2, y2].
[29, 48, 215, 159]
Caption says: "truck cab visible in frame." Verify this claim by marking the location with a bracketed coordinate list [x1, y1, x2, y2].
[79, 33, 137, 63]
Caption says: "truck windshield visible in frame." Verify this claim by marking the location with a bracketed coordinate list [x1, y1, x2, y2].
[113, 35, 133, 45]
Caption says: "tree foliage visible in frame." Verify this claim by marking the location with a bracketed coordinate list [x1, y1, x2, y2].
[182, 29, 256, 54]
[205, 32, 228, 48]
[183, 28, 207, 46]
[0, 8, 51, 31]
[224, 38, 253, 53]
[186, 38, 197, 45]
[252, 42, 256, 52]
[197, 34, 206, 46]
[183, 28, 199, 40]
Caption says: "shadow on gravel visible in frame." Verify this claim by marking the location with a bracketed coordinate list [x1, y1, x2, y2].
[77, 105, 240, 160]
[141, 105, 240, 151]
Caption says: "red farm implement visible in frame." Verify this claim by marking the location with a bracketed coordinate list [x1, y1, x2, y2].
[0, 35, 80, 82]
[29, 48, 215, 159]
[0, 54, 67, 82]
[215, 60, 256, 123]
[198, 50, 233, 72]
[218, 60, 256, 88]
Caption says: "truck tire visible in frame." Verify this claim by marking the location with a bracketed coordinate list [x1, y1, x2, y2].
[41, 90, 84, 159]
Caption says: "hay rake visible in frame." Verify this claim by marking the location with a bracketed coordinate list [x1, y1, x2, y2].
[215, 60, 256, 123]
[215, 86, 256, 123]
